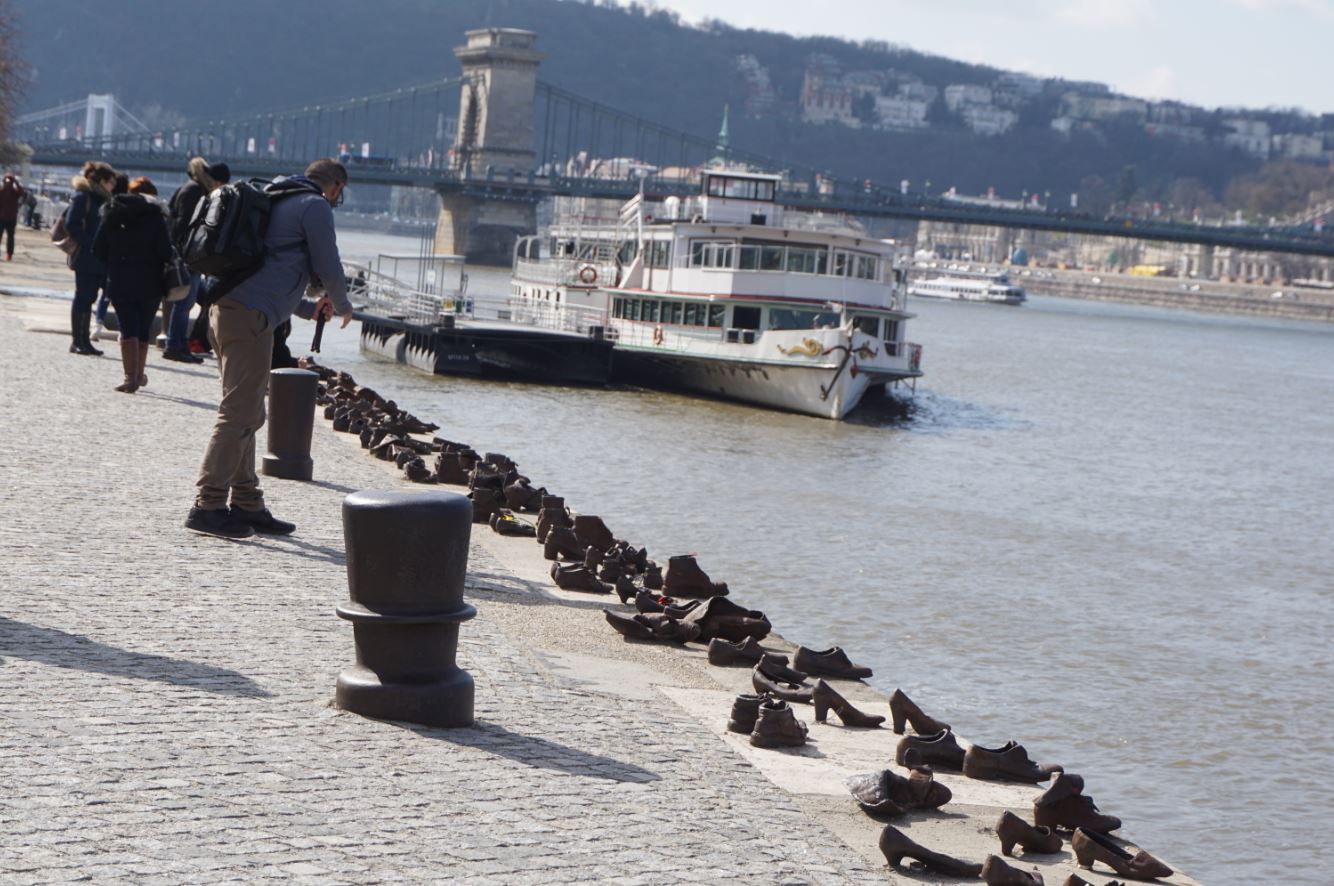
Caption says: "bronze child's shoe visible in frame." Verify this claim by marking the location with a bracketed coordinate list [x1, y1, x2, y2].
[981, 854, 1045, 885]
[726, 692, 767, 734]
[707, 637, 768, 667]
[748, 698, 807, 748]
[895, 728, 965, 771]
[888, 688, 950, 735]
[793, 646, 872, 679]
[847, 768, 951, 818]
[812, 679, 885, 727]
[1071, 828, 1172, 881]
[963, 741, 1063, 783]
[996, 810, 1062, 856]
[878, 825, 983, 878]
[1034, 773, 1121, 833]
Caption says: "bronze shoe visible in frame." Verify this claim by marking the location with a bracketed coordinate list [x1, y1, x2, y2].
[878, 825, 982, 878]
[603, 609, 654, 641]
[981, 854, 1045, 885]
[963, 741, 1063, 783]
[549, 562, 611, 594]
[895, 728, 965, 771]
[751, 664, 813, 704]
[489, 511, 535, 537]
[707, 637, 769, 667]
[662, 554, 729, 598]
[756, 653, 807, 685]
[749, 698, 807, 748]
[889, 688, 950, 735]
[676, 597, 771, 643]
[847, 768, 951, 818]
[572, 514, 616, 553]
[812, 679, 884, 728]
[542, 525, 586, 561]
[996, 810, 1062, 856]
[613, 574, 637, 605]
[1071, 828, 1172, 881]
[1034, 774, 1121, 833]
[635, 612, 701, 644]
[642, 561, 664, 590]
[634, 590, 668, 613]
[1061, 876, 1093, 886]
[726, 692, 767, 734]
[793, 646, 872, 679]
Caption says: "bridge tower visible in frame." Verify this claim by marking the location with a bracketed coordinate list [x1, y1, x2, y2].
[435, 28, 545, 263]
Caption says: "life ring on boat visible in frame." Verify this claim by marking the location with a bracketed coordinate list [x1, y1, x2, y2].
[578, 265, 598, 285]
[652, 325, 664, 345]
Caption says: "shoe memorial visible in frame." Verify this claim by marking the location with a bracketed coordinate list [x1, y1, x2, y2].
[641, 561, 664, 590]
[1034, 773, 1122, 833]
[726, 692, 768, 734]
[403, 456, 433, 483]
[613, 574, 638, 604]
[756, 653, 806, 684]
[895, 727, 965, 770]
[812, 679, 885, 727]
[751, 662, 813, 704]
[603, 609, 655, 641]
[662, 554, 728, 598]
[550, 562, 611, 594]
[964, 741, 1063, 783]
[1071, 827, 1172, 881]
[572, 514, 616, 553]
[878, 825, 983, 878]
[749, 698, 808, 748]
[846, 768, 951, 818]
[674, 596, 771, 642]
[633, 612, 701, 644]
[889, 688, 950, 736]
[981, 854, 1045, 885]
[996, 810, 1062, 856]
[542, 525, 586, 561]
[706, 637, 769, 666]
[489, 510, 536, 537]
[792, 645, 873, 679]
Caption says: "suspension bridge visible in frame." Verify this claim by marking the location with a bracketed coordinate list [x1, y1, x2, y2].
[14, 27, 1334, 265]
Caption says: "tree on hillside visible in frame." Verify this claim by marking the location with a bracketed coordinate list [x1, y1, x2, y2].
[1224, 161, 1334, 218]
[0, 0, 29, 165]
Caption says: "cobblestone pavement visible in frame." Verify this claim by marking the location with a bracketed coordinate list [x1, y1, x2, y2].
[0, 299, 893, 885]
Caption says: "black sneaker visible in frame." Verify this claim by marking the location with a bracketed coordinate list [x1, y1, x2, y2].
[186, 506, 256, 539]
[229, 506, 296, 535]
[163, 348, 204, 364]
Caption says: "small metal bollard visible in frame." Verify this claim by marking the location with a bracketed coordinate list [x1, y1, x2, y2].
[261, 368, 319, 481]
[335, 490, 476, 728]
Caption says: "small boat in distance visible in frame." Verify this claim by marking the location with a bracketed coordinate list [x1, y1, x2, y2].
[908, 271, 1027, 305]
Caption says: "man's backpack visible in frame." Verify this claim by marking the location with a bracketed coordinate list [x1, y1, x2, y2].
[181, 178, 275, 279]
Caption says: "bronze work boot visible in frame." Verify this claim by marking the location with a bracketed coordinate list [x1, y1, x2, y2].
[549, 562, 611, 594]
[981, 854, 1045, 885]
[749, 698, 807, 748]
[878, 825, 982, 878]
[542, 526, 586, 561]
[662, 554, 729, 598]
[642, 561, 664, 590]
[793, 646, 873, 679]
[707, 637, 769, 667]
[572, 514, 616, 553]
[812, 679, 885, 728]
[1034, 774, 1121, 833]
[963, 741, 1063, 783]
[726, 692, 767, 734]
[996, 810, 1062, 857]
[847, 768, 951, 818]
[889, 688, 950, 736]
[1071, 828, 1172, 881]
[895, 728, 965, 771]
[751, 664, 813, 704]
[535, 502, 572, 543]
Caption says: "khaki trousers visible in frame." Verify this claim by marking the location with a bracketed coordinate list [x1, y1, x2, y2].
[194, 298, 273, 510]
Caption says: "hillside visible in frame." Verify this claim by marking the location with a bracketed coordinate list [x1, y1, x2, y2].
[10, 0, 1333, 216]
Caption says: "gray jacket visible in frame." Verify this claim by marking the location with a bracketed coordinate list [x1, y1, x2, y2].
[225, 184, 352, 329]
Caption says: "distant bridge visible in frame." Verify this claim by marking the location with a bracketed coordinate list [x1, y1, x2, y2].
[17, 29, 1334, 262]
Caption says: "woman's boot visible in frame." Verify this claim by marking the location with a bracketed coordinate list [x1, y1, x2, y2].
[70, 309, 97, 355]
[115, 338, 139, 392]
[137, 340, 150, 387]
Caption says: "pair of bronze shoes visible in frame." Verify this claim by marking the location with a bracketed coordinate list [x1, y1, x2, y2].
[728, 694, 807, 748]
[1034, 773, 1122, 833]
[602, 609, 700, 644]
[846, 768, 951, 818]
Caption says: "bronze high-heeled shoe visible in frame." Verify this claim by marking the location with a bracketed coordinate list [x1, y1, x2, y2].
[1071, 827, 1172, 881]
[981, 854, 1045, 885]
[812, 679, 885, 727]
[889, 688, 950, 735]
[996, 810, 1062, 856]
[878, 825, 982, 878]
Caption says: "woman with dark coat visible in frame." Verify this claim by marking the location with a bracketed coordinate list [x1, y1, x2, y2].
[65, 161, 116, 355]
[92, 177, 173, 393]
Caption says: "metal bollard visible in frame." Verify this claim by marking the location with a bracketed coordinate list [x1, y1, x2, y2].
[335, 490, 476, 728]
[261, 368, 319, 481]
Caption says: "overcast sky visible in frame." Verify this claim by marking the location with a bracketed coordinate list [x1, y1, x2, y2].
[646, 0, 1333, 115]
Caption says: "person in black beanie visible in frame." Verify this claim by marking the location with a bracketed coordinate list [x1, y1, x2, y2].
[164, 158, 231, 363]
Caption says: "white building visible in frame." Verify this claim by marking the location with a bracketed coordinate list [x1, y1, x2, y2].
[1060, 93, 1148, 123]
[875, 96, 929, 130]
[944, 84, 992, 112]
[1272, 133, 1325, 160]
[962, 105, 1018, 136]
[1222, 118, 1271, 160]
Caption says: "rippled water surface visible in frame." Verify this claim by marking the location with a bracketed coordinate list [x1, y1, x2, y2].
[332, 233, 1334, 885]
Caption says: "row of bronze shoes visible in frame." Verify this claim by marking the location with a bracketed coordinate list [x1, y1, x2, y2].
[311, 365, 1173, 885]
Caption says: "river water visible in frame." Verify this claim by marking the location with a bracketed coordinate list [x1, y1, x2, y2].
[331, 231, 1334, 885]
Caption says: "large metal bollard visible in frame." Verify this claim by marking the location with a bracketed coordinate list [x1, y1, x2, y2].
[261, 368, 319, 481]
[335, 490, 476, 728]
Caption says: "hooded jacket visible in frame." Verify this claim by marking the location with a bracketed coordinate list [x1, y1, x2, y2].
[92, 194, 173, 305]
[0, 177, 24, 223]
[65, 177, 109, 275]
[222, 176, 351, 329]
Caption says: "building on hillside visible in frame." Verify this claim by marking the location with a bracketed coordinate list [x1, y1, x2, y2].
[961, 105, 1018, 136]
[1222, 118, 1271, 160]
[1145, 122, 1207, 142]
[800, 54, 857, 126]
[734, 54, 777, 118]
[874, 96, 930, 130]
[1148, 101, 1199, 125]
[1060, 93, 1148, 123]
[944, 84, 992, 112]
[993, 72, 1044, 107]
[1272, 133, 1326, 161]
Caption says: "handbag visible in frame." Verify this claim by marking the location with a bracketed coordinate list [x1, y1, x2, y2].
[163, 249, 192, 302]
[51, 207, 79, 260]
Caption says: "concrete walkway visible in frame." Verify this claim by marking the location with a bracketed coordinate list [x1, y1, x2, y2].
[0, 294, 1197, 885]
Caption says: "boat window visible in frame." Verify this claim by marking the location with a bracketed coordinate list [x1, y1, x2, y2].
[706, 175, 727, 197]
[645, 300, 660, 322]
[683, 303, 699, 326]
[689, 240, 735, 269]
[769, 309, 842, 330]
[854, 255, 878, 280]
[832, 252, 849, 277]
[852, 314, 880, 337]
[760, 245, 784, 271]
[619, 240, 636, 263]
[724, 178, 754, 199]
[884, 319, 899, 343]
[612, 297, 623, 319]
[667, 302, 683, 324]
[628, 299, 640, 321]
[708, 304, 725, 327]
[737, 245, 760, 270]
[786, 246, 823, 275]
[648, 240, 671, 269]
[756, 181, 775, 201]
[732, 306, 761, 330]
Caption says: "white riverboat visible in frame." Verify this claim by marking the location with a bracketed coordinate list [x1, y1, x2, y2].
[908, 272, 1027, 305]
[510, 169, 922, 419]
